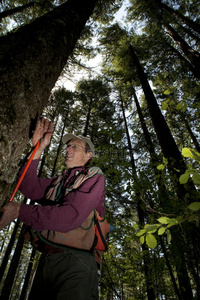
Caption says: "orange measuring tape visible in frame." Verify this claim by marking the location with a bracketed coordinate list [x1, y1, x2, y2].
[8, 140, 40, 202]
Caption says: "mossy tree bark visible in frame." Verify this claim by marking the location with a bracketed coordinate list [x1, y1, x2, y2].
[0, 0, 98, 206]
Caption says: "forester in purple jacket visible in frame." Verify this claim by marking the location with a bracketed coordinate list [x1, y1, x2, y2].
[0, 117, 105, 300]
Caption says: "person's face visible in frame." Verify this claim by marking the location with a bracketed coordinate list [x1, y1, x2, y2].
[64, 138, 93, 168]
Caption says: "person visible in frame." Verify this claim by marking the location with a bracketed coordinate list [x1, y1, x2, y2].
[0, 117, 105, 300]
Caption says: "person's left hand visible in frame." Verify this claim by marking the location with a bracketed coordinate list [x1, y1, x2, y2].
[0, 202, 21, 230]
[32, 117, 54, 149]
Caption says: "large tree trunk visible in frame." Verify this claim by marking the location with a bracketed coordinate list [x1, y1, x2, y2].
[128, 44, 197, 204]
[0, 0, 98, 206]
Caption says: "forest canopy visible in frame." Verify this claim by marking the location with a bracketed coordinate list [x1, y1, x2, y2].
[0, 0, 200, 299]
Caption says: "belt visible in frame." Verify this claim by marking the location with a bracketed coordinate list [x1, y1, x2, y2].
[41, 248, 67, 259]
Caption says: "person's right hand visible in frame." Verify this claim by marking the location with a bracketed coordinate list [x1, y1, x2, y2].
[0, 202, 21, 230]
[32, 117, 53, 151]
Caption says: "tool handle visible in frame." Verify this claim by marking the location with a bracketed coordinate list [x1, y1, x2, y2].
[8, 140, 40, 202]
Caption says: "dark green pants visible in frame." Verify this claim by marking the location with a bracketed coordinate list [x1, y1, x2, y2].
[28, 251, 98, 300]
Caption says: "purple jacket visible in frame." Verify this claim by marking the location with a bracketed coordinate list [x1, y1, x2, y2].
[18, 159, 105, 233]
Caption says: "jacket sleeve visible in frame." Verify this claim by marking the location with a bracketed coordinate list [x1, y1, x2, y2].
[18, 159, 53, 200]
[19, 174, 105, 232]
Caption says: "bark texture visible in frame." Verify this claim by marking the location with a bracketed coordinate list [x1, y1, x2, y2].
[0, 0, 98, 205]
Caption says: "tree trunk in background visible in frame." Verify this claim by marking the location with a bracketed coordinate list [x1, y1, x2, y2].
[121, 96, 156, 300]
[0, 1, 35, 21]
[19, 248, 37, 300]
[0, 0, 98, 206]
[184, 117, 200, 153]
[159, 237, 182, 300]
[0, 219, 20, 283]
[132, 87, 169, 207]
[83, 97, 93, 136]
[51, 116, 68, 177]
[0, 223, 26, 300]
[129, 44, 197, 204]
[178, 24, 200, 44]
[131, 88, 185, 300]
[171, 98, 200, 153]
[164, 23, 200, 70]
[159, 1, 200, 35]
[129, 44, 196, 299]
[166, 41, 200, 79]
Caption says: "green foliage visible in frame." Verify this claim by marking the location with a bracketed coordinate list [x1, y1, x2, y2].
[136, 200, 200, 250]
[135, 216, 181, 249]
[179, 147, 200, 185]
[157, 156, 168, 171]
[188, 202, 200, 211]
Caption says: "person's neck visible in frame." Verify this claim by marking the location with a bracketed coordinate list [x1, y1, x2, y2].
[67, 165, 85, 171]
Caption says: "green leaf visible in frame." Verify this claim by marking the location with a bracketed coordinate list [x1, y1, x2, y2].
[167, 230, 171, 243]
[176, 216, 183, 223]
[161, 102, 168, 110]
[167, 218, 178, 227]
[163, 89, 171, 95]
[179, 173, 190, 184]
[136, 229, 146, 236]
[157, 164, 165, 170]
[132, 222, 139, 230]
[163, 157, 168, 165]
[146, 233, 157, 249]
[157, 217, 170, 224]
[158, 227, 166, 235]
[145, 224, 158, 233]
[140, 235, 145, 244]
[176, 103, 183, 110]
[190, 149, 200, 163]
[192, 173, 200, 184]
[182, 148, 193, 158]
[188, 202, 200, 211]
